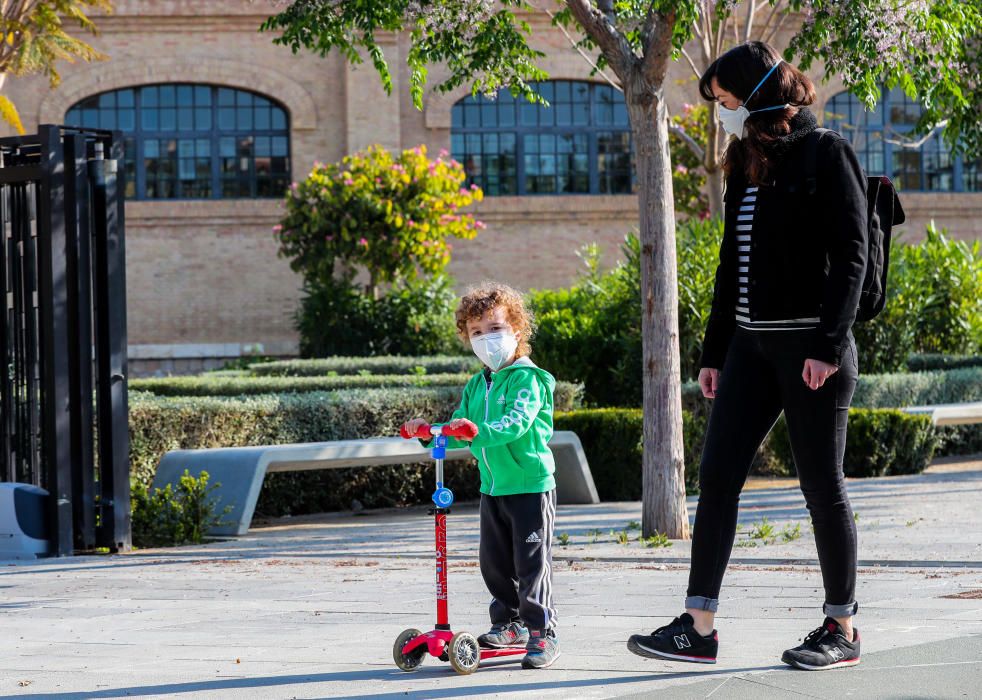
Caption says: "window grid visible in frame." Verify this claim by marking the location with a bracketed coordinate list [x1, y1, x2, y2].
[824, 87, 978, 192]
[451, 81, 635, 196]
[65, 84, 290, 200]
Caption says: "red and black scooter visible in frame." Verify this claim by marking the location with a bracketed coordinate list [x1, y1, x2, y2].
[393, 422, 527, 674]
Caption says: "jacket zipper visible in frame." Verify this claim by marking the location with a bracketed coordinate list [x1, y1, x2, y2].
[484, 374, 493, 495]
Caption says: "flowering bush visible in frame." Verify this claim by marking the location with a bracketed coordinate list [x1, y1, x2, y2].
[275, 144, 484, 297]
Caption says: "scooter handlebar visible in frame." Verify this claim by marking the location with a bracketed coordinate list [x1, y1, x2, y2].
[440, 419, 479, 440]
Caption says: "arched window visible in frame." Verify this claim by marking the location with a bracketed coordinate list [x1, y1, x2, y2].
[65, 84, 291, 200]
[824, 87, 979, 192]
[451, 81, 633, 196]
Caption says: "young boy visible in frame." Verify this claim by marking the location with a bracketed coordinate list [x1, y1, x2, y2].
[401, 282, 560, 669]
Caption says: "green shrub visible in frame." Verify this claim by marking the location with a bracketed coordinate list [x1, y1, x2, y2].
[554, 409, 704, 498]
[251, 355, 479, 377]
[906, 353, 982, 372]
[854, 225, 982, 373]
[850, 367, 982, 409]
[530, 219, 720, 406]
[769, 409, 938, 478]
[131, 470, 230, 548]
[296, 274, 462, 357]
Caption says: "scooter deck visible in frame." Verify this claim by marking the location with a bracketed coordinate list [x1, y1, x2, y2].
[480, 645, 527, 660]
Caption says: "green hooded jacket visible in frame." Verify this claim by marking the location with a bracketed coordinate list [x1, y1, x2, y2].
[433, 356, 556, 496]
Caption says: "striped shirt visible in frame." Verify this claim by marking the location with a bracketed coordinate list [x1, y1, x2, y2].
[735, 186, 819, 331]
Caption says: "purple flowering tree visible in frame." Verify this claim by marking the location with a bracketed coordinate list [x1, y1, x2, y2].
[261, 0, 981, 539]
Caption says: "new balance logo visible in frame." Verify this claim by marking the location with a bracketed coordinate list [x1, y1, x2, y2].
[525, 531, 542, 543]
[674, 634, 691, 650]
[828, 647, 845, 662]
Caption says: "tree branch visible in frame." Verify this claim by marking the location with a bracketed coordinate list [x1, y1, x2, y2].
[640, 6, 676, 84]
[530, 0, 622, 91]
[668, 119, 706, 160]
[757, 0, 785, 42]
[762, 3, 791, 44]
[680, 46, 702, 81]
[564, 0, 636, 78]
[743, 0, 757, 44]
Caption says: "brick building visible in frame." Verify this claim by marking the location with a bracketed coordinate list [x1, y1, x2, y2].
[2, 1, 979, 373]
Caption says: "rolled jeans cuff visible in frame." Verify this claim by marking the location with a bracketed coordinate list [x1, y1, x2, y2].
[685, 596, 719, 613]
[823, 601, 858, 617]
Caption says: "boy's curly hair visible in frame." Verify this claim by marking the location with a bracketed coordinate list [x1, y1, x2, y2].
[455, 282, 536, 357]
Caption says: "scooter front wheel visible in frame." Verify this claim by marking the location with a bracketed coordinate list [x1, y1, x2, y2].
[393, 628, 426, 671]
[448, 632, 481, 674]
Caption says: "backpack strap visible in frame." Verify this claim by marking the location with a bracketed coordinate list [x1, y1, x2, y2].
[803, 127, 832, 195]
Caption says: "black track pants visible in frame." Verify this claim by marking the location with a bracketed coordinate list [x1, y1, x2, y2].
[686, 327, 860, 618]
[479, 490, 557, 631]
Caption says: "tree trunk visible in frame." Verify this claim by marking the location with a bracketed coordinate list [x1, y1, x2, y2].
[626, 76, 690, 541]
[705, 109, 725, 221]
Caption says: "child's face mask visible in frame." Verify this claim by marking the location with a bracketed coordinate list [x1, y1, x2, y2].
[471, 332, 518, 371]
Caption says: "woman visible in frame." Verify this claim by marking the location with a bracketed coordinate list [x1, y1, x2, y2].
[628, 41, 867, 671]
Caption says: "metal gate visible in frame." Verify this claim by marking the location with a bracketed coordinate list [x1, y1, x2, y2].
[0, 124, 130, 555]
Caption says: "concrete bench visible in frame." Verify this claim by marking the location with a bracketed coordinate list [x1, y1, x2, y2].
[902, 401, 982, 426]
[151, 431, 599, 536]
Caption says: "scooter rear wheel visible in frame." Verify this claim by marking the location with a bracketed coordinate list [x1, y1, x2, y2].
[393, 628, 426, 671]
[448, 632, 481, 674]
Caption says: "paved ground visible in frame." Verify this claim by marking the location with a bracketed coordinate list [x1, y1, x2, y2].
[1, 459, 980, 699]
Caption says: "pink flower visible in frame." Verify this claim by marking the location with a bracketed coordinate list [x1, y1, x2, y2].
[439, 148, 449, 158]
[272, 224, 283, 233]
[676, 165, 689, 175]
[475, 221, 486, 229]
[325, 235, 334, 241]
[358, 238, 368, 246]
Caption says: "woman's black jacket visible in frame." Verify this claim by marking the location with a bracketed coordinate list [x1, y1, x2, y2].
[699, 126, 868, 369]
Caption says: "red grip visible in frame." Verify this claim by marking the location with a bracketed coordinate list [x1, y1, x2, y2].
[442, 420, 478, 439]
[400, 422, 431, 440]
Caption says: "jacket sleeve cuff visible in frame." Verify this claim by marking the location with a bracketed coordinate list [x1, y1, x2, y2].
[808, 336, 843, 367]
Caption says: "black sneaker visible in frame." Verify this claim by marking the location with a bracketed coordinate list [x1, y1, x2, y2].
[627, 613, 718, 664]
[522, 629, 560, 669]
[477, 621, 529, 648]
[782, 617, 861, 671]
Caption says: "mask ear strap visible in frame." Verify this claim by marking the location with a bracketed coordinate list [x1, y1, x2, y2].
[745, 58, 783, 106]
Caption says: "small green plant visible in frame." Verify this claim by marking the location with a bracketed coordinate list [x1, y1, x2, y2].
[131, 470, 231, 548]
[409, 365, 428, 376]
[557, 532, 570, 547]
[587, 528, 602, 544]
[641, 532, 672, 548]
[748, 518, 776, 542]
[853, 512, 861, 523]
[626, 520, 641, 531]
[616, 530, 630, 546]
[780, 523, 802, 543]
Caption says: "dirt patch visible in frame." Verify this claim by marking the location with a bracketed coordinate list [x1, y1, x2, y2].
[941, 589, 982, 599]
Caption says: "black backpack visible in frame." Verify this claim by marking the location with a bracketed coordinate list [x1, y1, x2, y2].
[804, 128, 906, 322]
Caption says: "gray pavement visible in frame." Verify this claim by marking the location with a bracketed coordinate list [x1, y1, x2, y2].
[1, 459, 980, 699]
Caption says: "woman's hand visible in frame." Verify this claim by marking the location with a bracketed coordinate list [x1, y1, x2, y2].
[802, 358, 838, 390]
[698, 367, 720, 399]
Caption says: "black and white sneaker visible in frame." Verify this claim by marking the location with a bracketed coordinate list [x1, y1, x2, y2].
[627, 613, 718, 664]
[782, 617, 861, 671]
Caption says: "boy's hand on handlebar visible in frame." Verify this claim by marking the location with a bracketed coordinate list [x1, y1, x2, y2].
[400, 418, 431, 440]
[444, 418, 478, 441]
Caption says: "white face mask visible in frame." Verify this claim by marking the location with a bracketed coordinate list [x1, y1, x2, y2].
[471, 332, 518, 371]
[718, 59, 789, 139]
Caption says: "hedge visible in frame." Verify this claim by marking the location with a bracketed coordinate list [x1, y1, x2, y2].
[907, 353, 982, 372]
[132, 373, 477, 396]
[130, 375, 582, 413]
[250, 355, 480, 377]
[555, 406, 938, 501]
[129, 383, 581, 516]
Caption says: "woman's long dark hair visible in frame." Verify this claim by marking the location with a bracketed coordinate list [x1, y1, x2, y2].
[699, 41, 816, 185]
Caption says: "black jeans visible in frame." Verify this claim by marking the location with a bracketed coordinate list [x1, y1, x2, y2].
[479, 490, 557, 631]
[686, 327, 860, 618]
